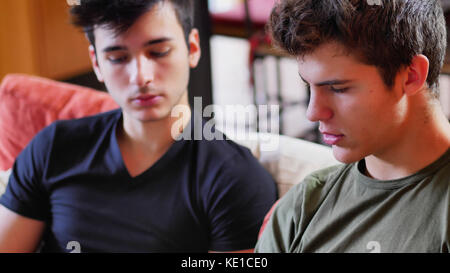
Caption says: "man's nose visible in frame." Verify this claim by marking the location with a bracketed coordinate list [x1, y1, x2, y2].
[129, 55, 154, 87]
[305, 89, 333, 122]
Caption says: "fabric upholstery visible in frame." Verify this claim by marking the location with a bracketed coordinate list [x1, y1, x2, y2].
[231, 132, 338, 197]
[0, 74, 118, 171]
[0, 169, 10, 197]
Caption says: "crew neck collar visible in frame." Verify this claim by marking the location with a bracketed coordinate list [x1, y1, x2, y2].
[354, 148, 450, 190]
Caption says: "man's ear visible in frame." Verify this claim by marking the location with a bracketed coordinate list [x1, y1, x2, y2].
[89, 45, 104, 83]
[187, 28, 201, 69]
[403, 54, 429, 96]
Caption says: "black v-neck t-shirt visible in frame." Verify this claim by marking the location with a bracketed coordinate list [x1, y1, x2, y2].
[1, 109, 277, 252]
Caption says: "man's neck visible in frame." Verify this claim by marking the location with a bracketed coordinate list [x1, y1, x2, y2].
[365, 99, 450, 180]
[116, 104, 191, 177]
[120, 107, 192, 154]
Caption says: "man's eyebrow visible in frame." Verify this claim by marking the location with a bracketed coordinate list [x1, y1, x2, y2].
[298, 73, 352, 86]
[143, 37, 172, 46]
[316, 79, 353, 86]
[102, 45, 126, 53]
[102, 38, 173, 53]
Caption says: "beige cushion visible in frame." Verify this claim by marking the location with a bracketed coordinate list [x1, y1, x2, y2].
[231, 132, 339, 197]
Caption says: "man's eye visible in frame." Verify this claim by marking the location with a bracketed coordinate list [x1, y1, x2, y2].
[330, 86, 349, 93]
[149, 49, 170, 58]
[107, 55, 128, 64]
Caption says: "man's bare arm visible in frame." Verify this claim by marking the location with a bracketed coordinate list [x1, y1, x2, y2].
[0, 204, 45, 253]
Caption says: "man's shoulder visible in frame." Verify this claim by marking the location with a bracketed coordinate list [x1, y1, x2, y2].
[304, 163, 351, 185]
[26, 109, 119, 151]
[282, 163, 352, 205]
[183, 116, 256, 162]
[50, 109, 120, 136]
[194, 130, 257, 166]
[28, 109, 120, 162]
[189, 131, 276, 189]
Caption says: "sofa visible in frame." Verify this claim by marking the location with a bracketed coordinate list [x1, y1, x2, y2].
[0, 73, 338, 232]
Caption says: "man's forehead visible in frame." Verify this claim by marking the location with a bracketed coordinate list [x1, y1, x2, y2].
[296, 42, 353, 62]
[296, 42, 366, 84]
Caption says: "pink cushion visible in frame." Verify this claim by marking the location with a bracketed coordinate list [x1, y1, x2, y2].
[0, 74, 118, 170]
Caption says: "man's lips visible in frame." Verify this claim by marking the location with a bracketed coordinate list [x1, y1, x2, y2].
[321, 131, 345, 145]
[130, 94, 163, 107]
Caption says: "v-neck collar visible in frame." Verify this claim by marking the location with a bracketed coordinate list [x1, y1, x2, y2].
[109, 110, 188, 181]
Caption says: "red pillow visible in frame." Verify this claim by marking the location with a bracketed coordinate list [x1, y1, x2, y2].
[258, 200, 279, 239]
[0, 74, 118, 170]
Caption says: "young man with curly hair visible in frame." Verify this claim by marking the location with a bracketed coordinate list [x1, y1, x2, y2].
[256, 0, 450, 253]
[0, 0, 277, 253]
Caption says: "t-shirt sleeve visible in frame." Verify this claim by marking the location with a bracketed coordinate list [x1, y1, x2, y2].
[206, 152, 278, 251]
[255, 166, 339, 253]
[0, 124, 54, 221]
[254, 182, 301, 253]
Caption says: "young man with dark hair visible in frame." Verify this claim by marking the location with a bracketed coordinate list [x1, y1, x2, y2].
[256, 0, 450, 252]
[0, 0, 277, 253]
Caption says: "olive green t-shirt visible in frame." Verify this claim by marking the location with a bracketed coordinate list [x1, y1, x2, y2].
[256, 149, 450, 253]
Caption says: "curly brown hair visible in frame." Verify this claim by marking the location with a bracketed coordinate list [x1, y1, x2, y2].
[268, 0, 447, 96]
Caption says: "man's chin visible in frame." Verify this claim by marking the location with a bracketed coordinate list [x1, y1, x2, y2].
[332, 146, 365, 164]
[137, 113, 170, 123]
[126, 108, 171, 123]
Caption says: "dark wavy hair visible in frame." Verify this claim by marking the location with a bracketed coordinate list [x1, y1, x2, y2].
[269, 0, 447, 96]
[70, 0, 194, 50]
